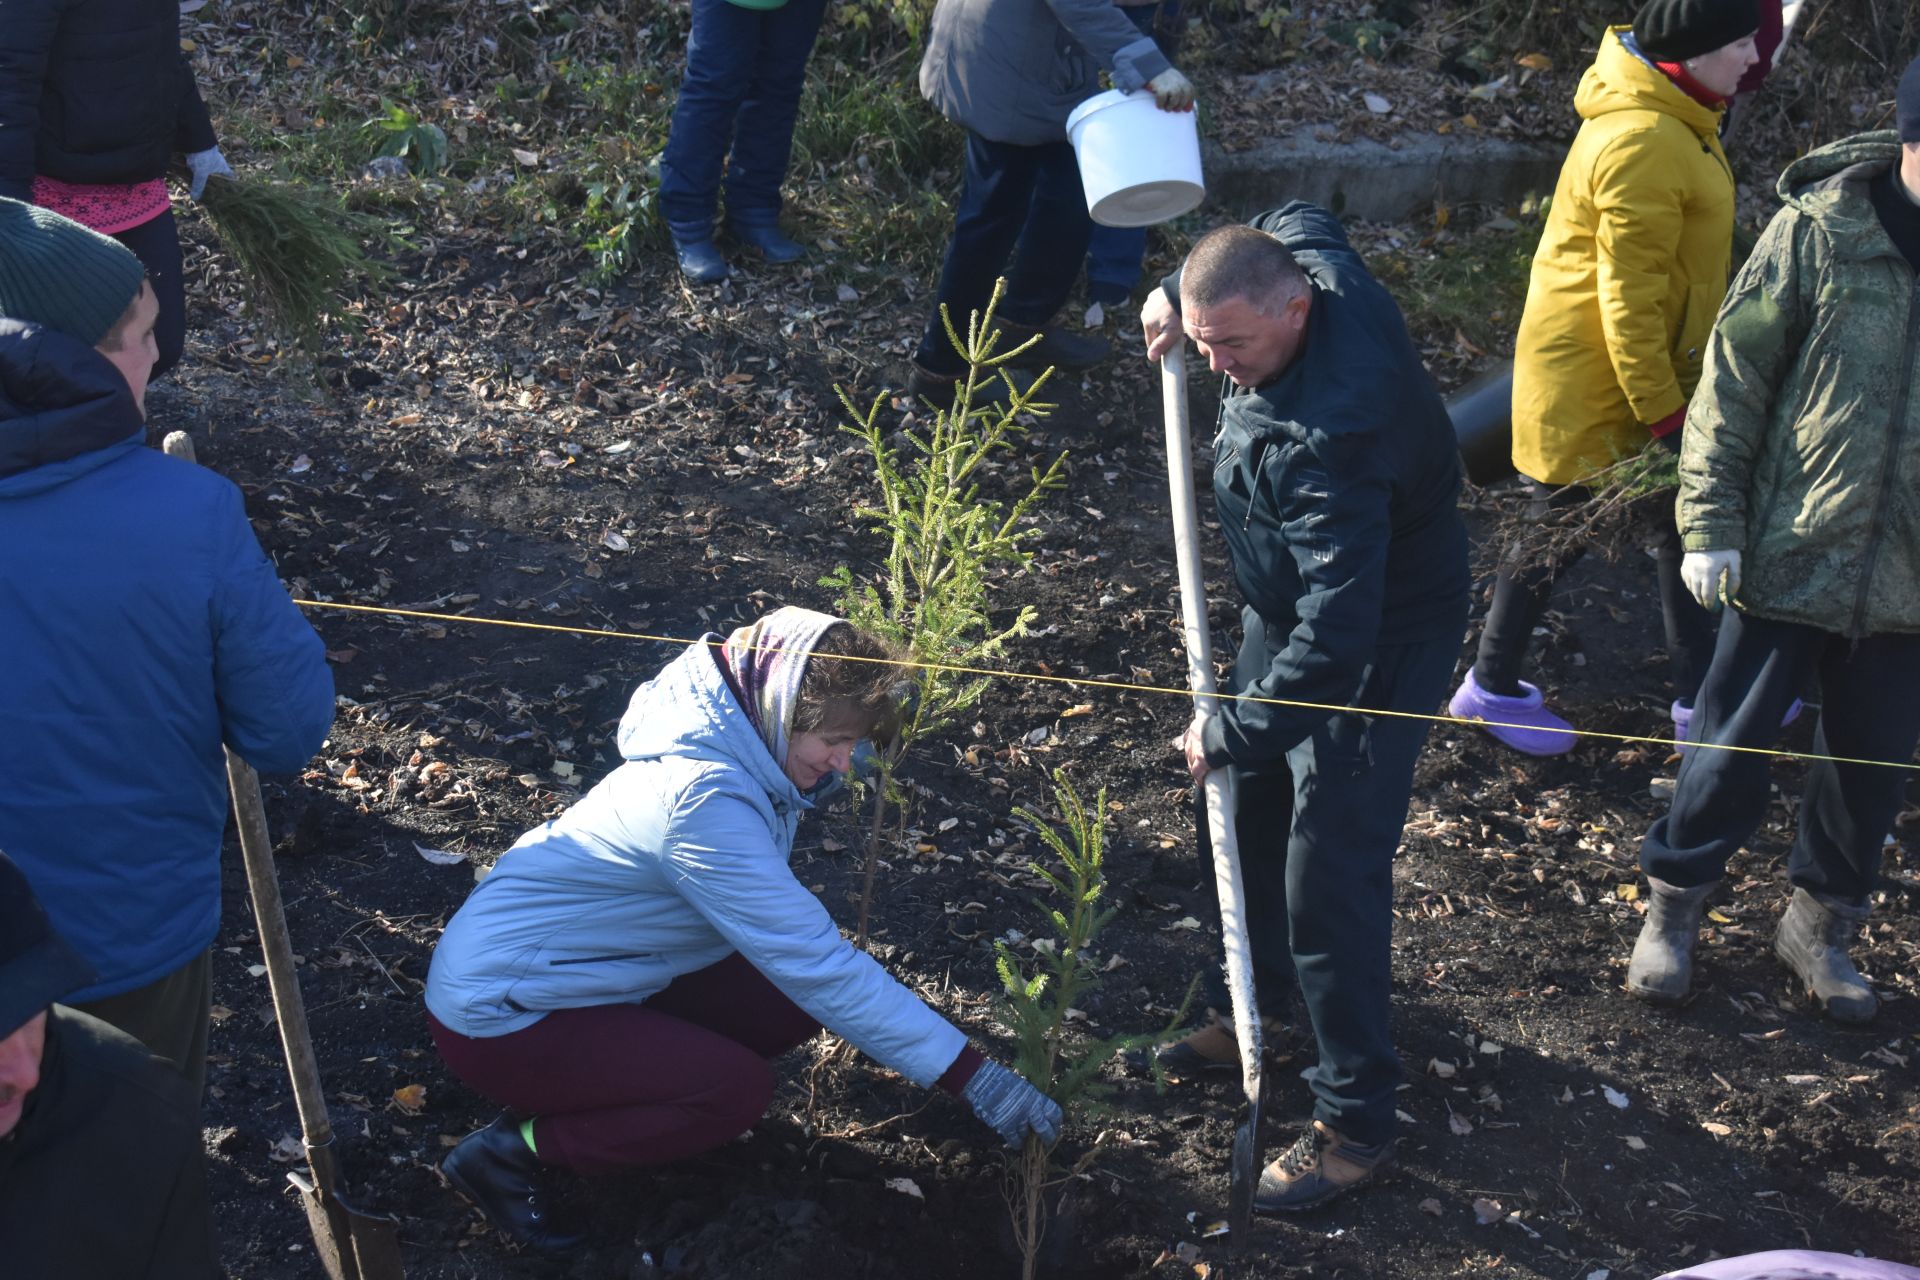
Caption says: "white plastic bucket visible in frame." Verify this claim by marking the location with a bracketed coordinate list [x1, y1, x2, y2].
[1066, 89, 1205, 228]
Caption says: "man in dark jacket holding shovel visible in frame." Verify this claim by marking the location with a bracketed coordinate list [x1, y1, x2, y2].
[0, 849, 218, 1274]
[0, 198, 334, 1093]
[1141, 203, 1469, 1210]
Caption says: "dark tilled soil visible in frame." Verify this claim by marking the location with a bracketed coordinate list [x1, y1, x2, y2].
[159, 222, 1919, 1280]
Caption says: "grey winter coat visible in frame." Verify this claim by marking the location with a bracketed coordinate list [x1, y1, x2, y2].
[919, 0, 1173, 145]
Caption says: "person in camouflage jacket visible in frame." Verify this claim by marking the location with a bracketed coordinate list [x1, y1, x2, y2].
[1625, 100, 1920, 1024]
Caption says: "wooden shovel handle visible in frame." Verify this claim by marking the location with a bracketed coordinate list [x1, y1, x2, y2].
[161, 431, 339, 1170]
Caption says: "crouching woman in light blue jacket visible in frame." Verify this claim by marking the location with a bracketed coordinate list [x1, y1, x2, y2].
[425, 606, 1059, 1251]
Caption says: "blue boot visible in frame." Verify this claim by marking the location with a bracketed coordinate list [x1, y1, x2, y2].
[674, 238, 730, 284]
[729, 222, 805, 264]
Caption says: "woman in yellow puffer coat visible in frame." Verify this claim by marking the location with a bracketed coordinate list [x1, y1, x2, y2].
[1449, 0, 1760, 757]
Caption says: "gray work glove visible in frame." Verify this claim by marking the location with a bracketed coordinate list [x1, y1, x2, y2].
[1148, 68, 1195, 112]
[1680, 549, 1742, 610]
[186, 147, 234, 200]
[962, 1061, 1062, 1148]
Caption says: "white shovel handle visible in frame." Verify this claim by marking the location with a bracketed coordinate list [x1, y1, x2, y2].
[1159, 345, 1263, 1101]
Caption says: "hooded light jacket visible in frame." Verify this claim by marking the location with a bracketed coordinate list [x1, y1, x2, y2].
[918, 0, 1172, 145]
[1678, 132, 1920, 639]
[0, 320, 334, 1000]
[1510, 27, 1734, 486]
[425, 639, 969, 1087]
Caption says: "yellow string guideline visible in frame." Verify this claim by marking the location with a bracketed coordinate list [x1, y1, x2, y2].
[294, 598, 1913, 772]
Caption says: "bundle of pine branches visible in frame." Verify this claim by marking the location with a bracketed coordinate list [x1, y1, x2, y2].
[196, 175, 390, 357]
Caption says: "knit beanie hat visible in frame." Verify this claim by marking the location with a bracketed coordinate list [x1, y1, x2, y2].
[1633, 0, 1759, 63]
[1899, 53, 1920, 144]
[0, 849, 98, 1039]
[0, 197, 147, 347]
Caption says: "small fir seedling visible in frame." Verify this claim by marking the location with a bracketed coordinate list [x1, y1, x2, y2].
[823, 276, 1068, 944]
[997, 770, 1194, 1280]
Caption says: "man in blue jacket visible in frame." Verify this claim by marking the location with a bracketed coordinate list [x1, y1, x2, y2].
[0, 198, 334, 1095]
[1142, 204, 1469, 1210]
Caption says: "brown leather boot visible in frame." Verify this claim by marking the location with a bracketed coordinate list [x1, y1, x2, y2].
[1254, 1120, 1394, 1212]
[1147, 1009, 1290, 1081]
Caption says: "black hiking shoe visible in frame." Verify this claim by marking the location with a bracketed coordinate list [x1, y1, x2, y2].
[997, 320, 1110, 369]
[904, 360, 1015, 412]
[442, 1115, 585, 1253]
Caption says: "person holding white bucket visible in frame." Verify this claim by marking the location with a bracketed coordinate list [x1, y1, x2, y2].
[910, 0, 1194, 403]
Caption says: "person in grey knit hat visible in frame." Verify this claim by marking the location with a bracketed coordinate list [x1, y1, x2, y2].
[0, 198, 149, 342]
[0, 192, 334, 1096]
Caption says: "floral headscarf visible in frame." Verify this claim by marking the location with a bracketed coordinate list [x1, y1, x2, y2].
[719, 606, 841, 769]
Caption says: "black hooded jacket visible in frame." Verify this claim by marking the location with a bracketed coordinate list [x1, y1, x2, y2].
[0, 0, 218, 199]
[1164, 203, 1470, 767]
[0, 1006, 216, 1276]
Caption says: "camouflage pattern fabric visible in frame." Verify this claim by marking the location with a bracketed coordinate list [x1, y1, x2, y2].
[1678, 131, 1920, 638]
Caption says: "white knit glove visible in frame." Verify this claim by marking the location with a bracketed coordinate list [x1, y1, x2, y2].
[186, 148, 234, 200]
[1681, 549, 1742, 609]
[1148, 68, 1195, 112]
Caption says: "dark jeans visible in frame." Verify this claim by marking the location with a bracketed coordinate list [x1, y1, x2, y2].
[1472, 477, 1715, 702]
[915, 133, 1094, 377]
[429, 953, 820, 1174]
[72, 948, 210, 1097]
[112, 209, 184, 381]
[1641, 610, 1920, 901]
[657, 0, 830, 241]
[1195, 613, 1461, 1146]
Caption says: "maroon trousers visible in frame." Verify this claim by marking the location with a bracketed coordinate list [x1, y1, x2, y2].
[429, 953, 821, 1174]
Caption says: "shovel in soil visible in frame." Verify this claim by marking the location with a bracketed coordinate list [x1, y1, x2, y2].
[162, 432, 405, 1280]
[1155, 350, 1265, 1239]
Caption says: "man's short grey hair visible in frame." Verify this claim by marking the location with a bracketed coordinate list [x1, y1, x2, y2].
[1181, 224, 1309, 314]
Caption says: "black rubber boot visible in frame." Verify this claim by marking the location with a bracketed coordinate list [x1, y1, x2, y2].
[673, 238, 730, 284]
[728, 222, 805, 263]
[904, 360, 1014, 411]
[442, 1115, 585, 1253]
[996, 319, 1110, 370]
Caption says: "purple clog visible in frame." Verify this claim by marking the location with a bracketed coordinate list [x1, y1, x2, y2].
[1449, 669, 1578, 756]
